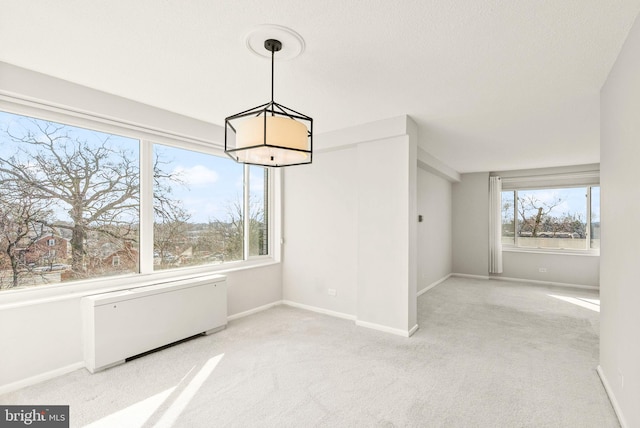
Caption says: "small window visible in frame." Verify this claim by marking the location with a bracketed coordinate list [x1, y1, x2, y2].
[47, 239, 56, 246]
[112, 256, 120, 267]
[501, 186, 599, 251]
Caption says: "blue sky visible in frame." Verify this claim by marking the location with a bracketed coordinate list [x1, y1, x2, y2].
[503, 186, 600, 223]
[522, 188, 587, 219]
[155, 145, 248, 223]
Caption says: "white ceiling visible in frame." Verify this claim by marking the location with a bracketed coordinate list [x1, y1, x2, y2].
[1, 1, 639, 173]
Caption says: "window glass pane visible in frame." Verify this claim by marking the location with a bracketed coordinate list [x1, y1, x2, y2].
[249, 166, 268, 256]
[501, 191, 515, 245]
[591, 186, 600, 249]
[516, 187, 587, 250]
[152, 145, 244, 270]
[0, 111, 139, 290]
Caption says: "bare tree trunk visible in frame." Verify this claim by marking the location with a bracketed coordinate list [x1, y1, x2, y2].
[71, 218, 85, 275]
[532, 207, 543, 237]
[2, 241, 20, 288]
[9, 243, 19, 288]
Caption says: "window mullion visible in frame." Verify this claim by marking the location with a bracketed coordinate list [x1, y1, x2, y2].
[243, 165, 250, 260]
[139, 140, 154, 273]
[514, 191, 519, 247]
[586, 187, 592, 250]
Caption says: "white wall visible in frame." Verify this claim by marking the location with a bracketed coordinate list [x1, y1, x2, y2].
[282, 116, 418, 335]
[0, 62, 283, 391]
[226, 265, 283, 317]
[417, 168, 452, 291]
[282, 147, 358, 317]
[357, 135, 416, 333]
[0, 298, 83, 389]
[501, 252, 598, 287]
[600, 11, 640, 428]
[452, 173, 490, 277]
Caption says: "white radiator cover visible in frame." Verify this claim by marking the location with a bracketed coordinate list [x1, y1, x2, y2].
[82, 274, 227, 373]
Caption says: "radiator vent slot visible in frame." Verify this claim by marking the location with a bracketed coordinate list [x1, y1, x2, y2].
[125, 333, 204, 363]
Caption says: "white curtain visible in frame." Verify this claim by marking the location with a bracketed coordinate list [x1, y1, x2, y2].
[489, 176, 503, 274]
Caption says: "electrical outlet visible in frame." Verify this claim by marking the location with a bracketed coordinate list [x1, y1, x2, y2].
[327, 288, 337, 297]
[538, 267, 547, 273]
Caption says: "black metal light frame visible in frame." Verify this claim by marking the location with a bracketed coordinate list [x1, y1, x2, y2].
[224, 39, 313, 167]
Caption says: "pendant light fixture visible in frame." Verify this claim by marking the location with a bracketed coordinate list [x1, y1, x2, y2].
[224, 38, 313, 167]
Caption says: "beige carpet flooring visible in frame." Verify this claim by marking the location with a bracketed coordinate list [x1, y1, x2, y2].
[0, 277, 618, 427]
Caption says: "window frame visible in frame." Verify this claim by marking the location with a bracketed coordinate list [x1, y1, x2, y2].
[501, 184, 600, 256]
[0, 98, 281, 302]
[143, 141, 272, 273]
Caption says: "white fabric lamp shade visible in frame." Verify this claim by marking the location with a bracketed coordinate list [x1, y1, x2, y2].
[234, 116, 310, 166]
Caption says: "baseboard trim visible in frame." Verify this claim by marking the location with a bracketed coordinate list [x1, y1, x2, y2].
[281, 301, 419, 338]
[0, 362, 84, 395]
[355, 320, 416, 337]
[227, 300, 283, 321]
[451, 273, 599, 291]
[490, 275, 599, 291]
[417, 274, 452, 296]
[282, 300, 356, 321]
[408, 324, 419, 337]
[451, 273, 490, 280]
[597, 365, 628, 428]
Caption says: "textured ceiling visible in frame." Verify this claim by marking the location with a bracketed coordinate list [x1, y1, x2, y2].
[1, 1, 639, 173]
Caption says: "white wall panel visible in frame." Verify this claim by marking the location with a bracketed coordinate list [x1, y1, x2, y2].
[600, 11, 640, 428]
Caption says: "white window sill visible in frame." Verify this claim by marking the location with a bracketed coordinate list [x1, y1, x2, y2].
[502, 247, 600, 257]
[0, 258, 279, 310]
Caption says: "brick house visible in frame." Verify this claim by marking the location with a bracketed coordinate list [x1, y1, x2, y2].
[20, 234, 70, 266]
[102, 241, 139, 272]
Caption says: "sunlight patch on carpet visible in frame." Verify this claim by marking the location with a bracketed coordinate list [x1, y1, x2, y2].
[83, 354, 224, 428]
[84, 387, 176, 428]
[548, 294, 600, 312]
[154, 354, 224, 428]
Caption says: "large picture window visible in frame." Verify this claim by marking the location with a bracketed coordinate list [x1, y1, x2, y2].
[501, 186, 599, 251]
[0, 110, 270, 291]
